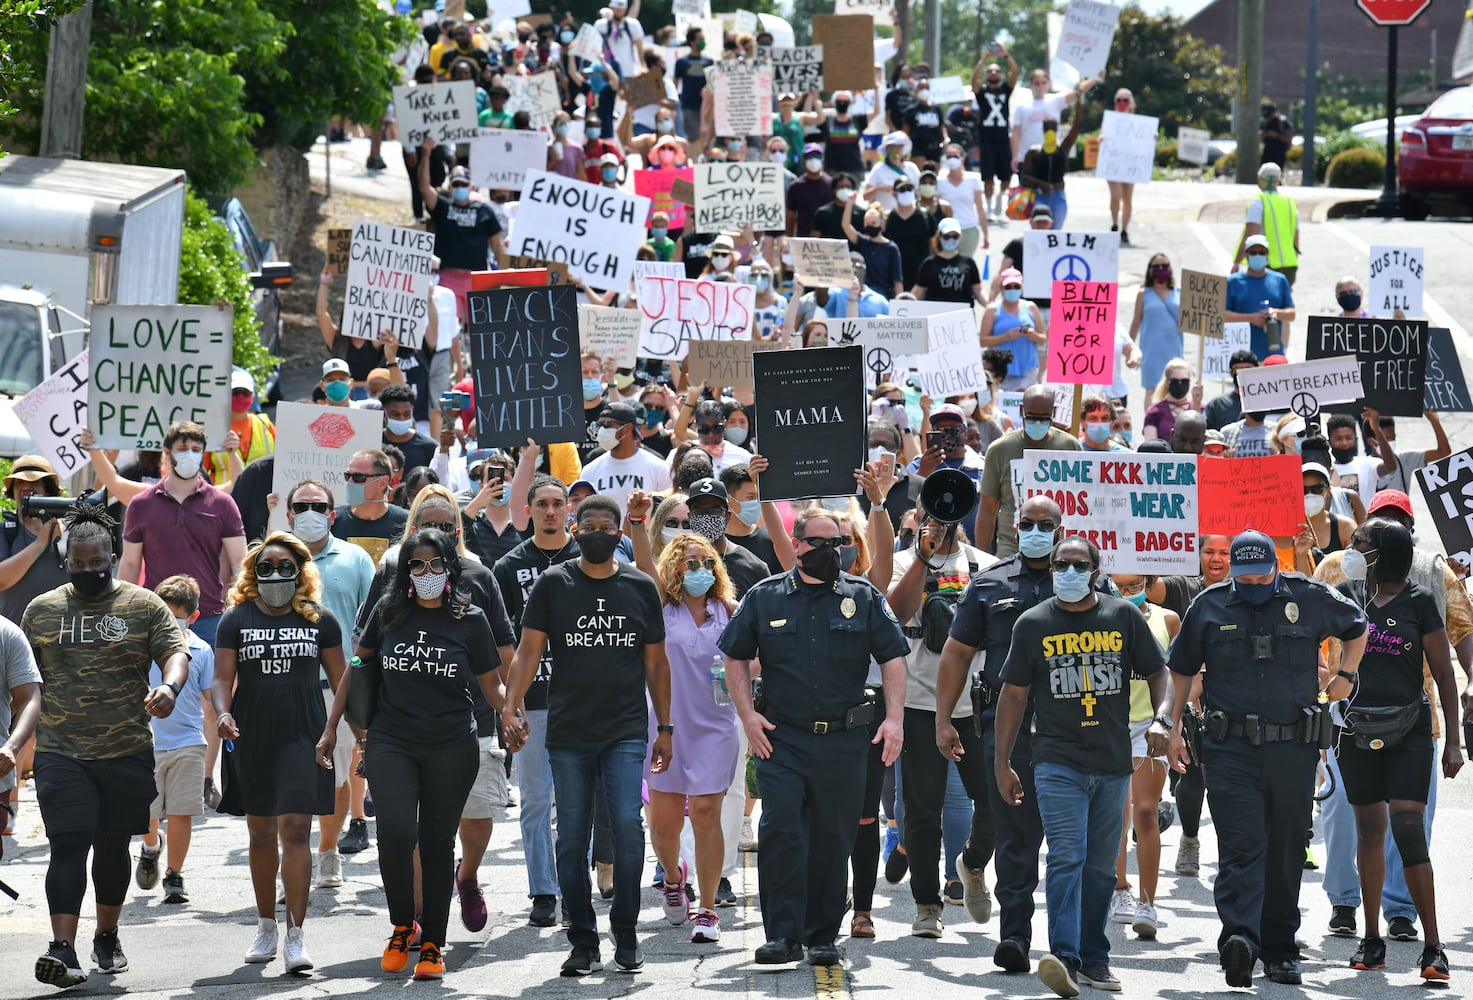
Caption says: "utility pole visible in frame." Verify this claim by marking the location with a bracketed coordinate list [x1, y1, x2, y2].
[1370, 27, 1401, 217]
[1302, 0, 1320, 186]
[39, 2, 93, 159]
[1235, 0, 1263, 184]
[924, 0, 940, 73]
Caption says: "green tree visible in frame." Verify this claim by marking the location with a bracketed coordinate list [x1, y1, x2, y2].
[0, 0, 88, 155]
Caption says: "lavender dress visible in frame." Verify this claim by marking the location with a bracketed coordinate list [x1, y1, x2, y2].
[646, 600, 740, 796]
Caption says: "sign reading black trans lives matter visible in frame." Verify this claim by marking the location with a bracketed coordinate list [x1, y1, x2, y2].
[506, 170, 651, 289]
[753, 345, 864, 501]
[467, 283, 583, 449]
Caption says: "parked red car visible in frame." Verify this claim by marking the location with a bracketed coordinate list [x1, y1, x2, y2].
[1399, 86, 1473, 220]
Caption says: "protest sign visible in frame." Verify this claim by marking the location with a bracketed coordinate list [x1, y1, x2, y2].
[709, 60, 774, 138]
[832, 315, 928, 384]
[1052, 0, 1121, 82]
[1022, 230, 1119, 300]
[811, 15, 875, 91]
[889, 299, 978, 320]
[832, 0, 893, 28]
[1196, 454, 1302, 537]
[753, 346, 865, 500]
[732, 8, 759, 34]
[672, 0, 711, 31]
[504, 72, 562, 129]
[670, 176, 696, 205]
[579, 305, 643, 368]
[1203, 322, 1253, 380]
[1234, 355, 1363, 415]
[789, 238, 855, 287]
[1368, 245, 1424, 317]
[470, 128, 547, 193]
[909, 310, 988, 399]
[268, 402, 384, 534]
[327, 229, 352, 277]
[1176, 126, 1211, 165]
[1019, 449, 1198, 574]
[688, 340, 780, 390]
[1305, 315, 1427, 417]
[14, 351, 89, 477]
[507, 170, 651, 289]
[1418, 447, 1473, 571]
[926, 76, 969, 106]
[569, 22, 605, 61]
[638, 276, 755, 360]
[1424, 327, 1472, 412]
[634, 168, 692, 229]
[767, 46, 824, 93]
[1095, 111, 1159, 185]
[1048, 280, 1117, 384]
[88, 305, 233, 451]
[393, 81, 479, 149]
[467, 283, 583, 449]
[694, 161, 785, 232]
[496, 253, 573, 286]
[343, 221, 436, 349]
[633, 259, 686, 286]
[622, 69, 669, 110]
[1179, 268, 1226, 338]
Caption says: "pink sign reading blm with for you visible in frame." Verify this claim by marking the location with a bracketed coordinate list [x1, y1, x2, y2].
[1048, 280, 1117, 384]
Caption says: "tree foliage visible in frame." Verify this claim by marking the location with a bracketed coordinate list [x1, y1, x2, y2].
[0, 0, 88, 154]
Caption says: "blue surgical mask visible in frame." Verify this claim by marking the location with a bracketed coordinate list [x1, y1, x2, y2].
[940, 237, 960, 251]
[643, 407, 666, 429]
[1023, 418, 1051, 441]
[683, 567, 716, 596]
[657, 118, 674, 133]
[1126, 589, 1149, 607]
[561, 29, 575, 42]
[1283, 435, 1300, 454]
[820, 496, 852, 513]
[386, 417, 414, 436]
[650, 227, 668, 240]
[451, 186, 471, 203]
[736, 499, 761, 526]
[324, 379, 352, 403]
[724, 426, 748, 446]
[555, 123, 570, 137]
[345, 482, 369, 506]
[602, 165, 619, 182]
[1002, 288, 1023, 303]
[1052, 567, 1093, 603]
[1084, 423, 1111, 444]
[1119, 430, 1133, 445]
[1247, 253, 1269, 271]
[754, 275, 771, 292]
[1233, 576, 1279, 606]
[491, 488, 511, 507]
[1017, 526, 1055, 559]
[582, 378, 603, 401]
[586, 125, 602, 139]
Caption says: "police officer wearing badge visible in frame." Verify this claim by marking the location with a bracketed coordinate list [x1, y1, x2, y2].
[1164, 529, 1368, 988]
[721, 507, 909, 968]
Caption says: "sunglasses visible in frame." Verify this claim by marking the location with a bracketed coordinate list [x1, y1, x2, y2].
[343, 472, 384, 484]
[419, 521, 457, 534]
[1018, 518, 1060, 532]
[1051, 559, 1093, 572]
[796, 535, 852, 549]
[664, 518, 691, 529]
[408, 557, 447, 575]
[232, 388, 253, 397]
[1304, 484, 1328, 496]
[1115, 98, 1131, 106]
[257, 560, 300, 580]
[685, 558, 718, 572]
[290, 501, 331, 514]
[696, 423, 725, 435]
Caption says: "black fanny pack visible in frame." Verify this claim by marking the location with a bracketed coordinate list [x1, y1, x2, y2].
[1344, 702, 1423, 751]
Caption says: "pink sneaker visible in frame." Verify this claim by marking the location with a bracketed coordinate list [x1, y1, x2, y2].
[690, 908, 720, 943]
[457, 862, 487, 932]
[661, 859, 690, 926]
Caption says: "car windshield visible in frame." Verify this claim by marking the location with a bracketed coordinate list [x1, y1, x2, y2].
[1426, 89, 1473, 119]
[0, 300, 44, 395]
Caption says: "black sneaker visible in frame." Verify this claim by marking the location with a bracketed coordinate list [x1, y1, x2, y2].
[943, 879, 964, 905]
[203, 778, 222, 812]
[613, 931, 643, 972]
[339, 818, 370, 855]
[884, 846, 909, 884]
[529, 895, 557, 927]
[1350, 935, 1386, 971]
[35, 940, 87, 988]
[1388, 916, 1419, 941]
[559, 945, 602, 977]
[1329, 905, 1357, 936]
[1220, 934, 1253, 988]
[715, 877, 737, 907]
[135, 847, 161, 890]
[1420, 944, 1451, 983]
[161, 870, 188, 904]
[91, 927, 128, 974]
[994, 937, 1030, 973]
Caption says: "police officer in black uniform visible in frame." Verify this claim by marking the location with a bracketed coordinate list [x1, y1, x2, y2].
[1165, 529, 1368, 988]
[721, 507, 909, 967]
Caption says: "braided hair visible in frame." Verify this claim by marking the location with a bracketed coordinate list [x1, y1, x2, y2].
[62, 502, 118, 555]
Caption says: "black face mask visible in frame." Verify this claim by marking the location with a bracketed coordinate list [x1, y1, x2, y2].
[1244, 410, 1266, 423]
[578, 529, 620, 564]
[1331, 446, 1357, 464]
[863, 224, 882, 237]
[834, 100, 850, 113]
[1168, 378, 1191, 399]
[798, 545, 840, 582]
[70, 568, 112, 598]
[1337, 292, 1362, 312]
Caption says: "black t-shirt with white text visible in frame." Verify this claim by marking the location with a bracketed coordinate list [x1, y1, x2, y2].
[975, 85, 1012, 141]
[361, 602, 497, 745]
[492, 536, 581, 711]
[431, 196, 502, 271]
[914, 254, 981, 302]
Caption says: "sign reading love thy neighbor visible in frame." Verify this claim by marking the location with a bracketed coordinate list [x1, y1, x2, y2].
[470, 127, 547, 193]
[88, 305, 233, 451]
[343, 221, 436, 349]
[269, 402, 384, 534]
[753, 345, 866, 500]
[579, 305, 643, 368]
[789, 238, 855, 287]
[1179, 268, 1226, 337]
[1234, 355, 1363, 414]
[638, 276, 755, 360]
[1022, 230, 1119, 300]
[467, 283, 584, 449]
[15, 351, 90, 477]
[393, 81, 479, 149]
[1305, 315, 1427, 417]
[506, 170, 651, 289]
[767, 46, 824, 93]
[1424, 327, 1472, 412]
[694, 161, 785, 232]
[1048, 280, 1117, 384]
[708, 59, 773, 137]
[1417, 445, 1473, 571]
[1095, 111, 1158, 185]
[1367, 245, 1424, 317]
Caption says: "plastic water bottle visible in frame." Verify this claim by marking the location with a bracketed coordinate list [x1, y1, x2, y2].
[710, 655, 731, 706]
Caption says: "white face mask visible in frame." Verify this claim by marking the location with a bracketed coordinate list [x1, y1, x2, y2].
[596, 424, 622, 452]
[1304, 493, 1326, 518]
[411, 569, 449, 600]
[291, 510, 332, 544]
[171, 449, 203, 479]
[944, 156, 963, 171]
[175, 616, 193, 635]
[868, 445, 894, 465]
[710, 253, 732, 270]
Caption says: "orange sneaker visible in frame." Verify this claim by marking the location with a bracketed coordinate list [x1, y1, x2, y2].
[382, 923, 417, 973]
[414, 943, 445, 980]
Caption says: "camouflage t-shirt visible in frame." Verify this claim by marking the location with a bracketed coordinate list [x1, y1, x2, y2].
[22, 580, 188, 760]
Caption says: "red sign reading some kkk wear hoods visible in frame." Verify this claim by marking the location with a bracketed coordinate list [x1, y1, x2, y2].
[308, 412, 356, 450]
[1356, 0, 1430, 27]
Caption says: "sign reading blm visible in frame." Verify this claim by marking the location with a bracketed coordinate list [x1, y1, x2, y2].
[753, 345, 865, 501]
[1305, 315, 1427, 417]
[467, 284, 583, 449]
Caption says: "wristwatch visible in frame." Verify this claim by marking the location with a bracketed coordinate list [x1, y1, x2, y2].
[166, 681, 182, 697]
[1152, 713, 1175, 730]
[656, 724, 675, 734]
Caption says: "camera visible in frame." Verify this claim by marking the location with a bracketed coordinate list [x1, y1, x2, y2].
[20, 488, 107, 521]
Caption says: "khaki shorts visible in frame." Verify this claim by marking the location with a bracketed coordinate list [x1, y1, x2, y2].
[150, 745, 206, 821]
[324, 688, 353, 788]
[461, 736, 509, 820]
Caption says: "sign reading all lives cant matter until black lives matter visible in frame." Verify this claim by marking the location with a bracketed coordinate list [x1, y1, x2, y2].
[88, 305, 233, 451]
[343, 222, 436, 349]
[694, 161, 785, 232]
[1417, 444, 1473, 571]
[393, 80, 479, 149]
[467, 283, 584, 449]
[507, 170, 651, 290]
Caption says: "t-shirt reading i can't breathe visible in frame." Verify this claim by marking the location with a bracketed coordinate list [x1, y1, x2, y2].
[1000, 594, 1164, 775]
[361, 602, 497, 746]
[520, 560, 665, 748]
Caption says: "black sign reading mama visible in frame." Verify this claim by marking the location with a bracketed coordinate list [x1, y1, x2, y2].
[467, 283, 582, 449]
[752, 345, 865, 501]
[1305, 315, 1427, 417]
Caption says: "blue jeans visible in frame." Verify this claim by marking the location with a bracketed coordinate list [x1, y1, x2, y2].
[549, 739, 646, 950]
[942, 764, 970, 882]
[1035, 188, 1068, 230]
[1033, 762, 1130, 969]
[517, 709, 558, 898]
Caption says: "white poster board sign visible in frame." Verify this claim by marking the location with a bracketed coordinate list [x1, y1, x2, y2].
[1203, 322, 1253, 380]
[579, 305, 643, 368]
[834, 0, 895, 28]
[504, 72, 562, 130]
[1051, 0, 1122, 83]
[269, 403, 386, 534]
[507, 170, 652, 289]
[1096, 111, 1158, 185]
[926, 76, 969, 106]
[470, 127, 547, 193]
[1022, 230, 1120, 300]
[393, 80, 479, 149]
[569, 22, 605, 62]
[637, 276, 756, 360]
[1368, 245, 1424, 318]
[1235, 355, 1364, 414]
[14, 351, 90, 477]
[709, 60, 774, 137]
[908, 310, 987, 398]
[1177, 126, 1211, 165]
[694, 161, 785, 232]
[343, 221, 437, 349]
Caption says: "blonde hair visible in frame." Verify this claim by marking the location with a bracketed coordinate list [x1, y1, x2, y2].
[649, 492, 689, 560]
[406, 484, 470, 557]
[818, 506, 871, 576]
[656, 532, 735, 608]
[229, 531, 322, 622]
[1149, 357, 1192, 405]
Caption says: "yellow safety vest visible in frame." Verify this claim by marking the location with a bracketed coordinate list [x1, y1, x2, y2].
[1254, 190, 1298, 270]
[207, 412, 275, 485]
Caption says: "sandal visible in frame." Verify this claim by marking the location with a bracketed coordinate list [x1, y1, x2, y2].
[850, 911, 876, 939]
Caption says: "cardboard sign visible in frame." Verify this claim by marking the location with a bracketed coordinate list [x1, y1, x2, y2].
[14, 351, 90, 476]
[637, 276, 755, 360]
[393, 80, 479, 149]
[670, 176, 696, 206]
[789, 238, 854, 287]
[1424, 327, 1472, 412]
[327, 229, 352, 277]
[1096, 111, 1158, 185]
[506, 170, 651, 290]
[268, 402, 385, 534]
[926, 76, 969, 106]
[634, 167, 692, 229]
[688, 339, 779, 390]
[694, 161, 784, 232]
[1203, 322, 1253, 380]
[622, 69, 668, 109]
[753, 345, 866, 500]
[767, 46, 824, 93]
[811, 15, 875, 91]
[833, 0, 894, 27]
[1368, 245, 1424, 317]
[909, 310, 988, 399]
[1053, 0, 1122, 82]
[1305, 315, 1427, 417]
[579, 304, 643, 368]
[466, 283, 584, 449]
[1022, 230, 1119, 300]
[569, 22, 605, 62]
[1234, 355, 1363, 415]
[632, 259, 686, 287]
[1048, 280, 1117, 384]
[709, 59, 774, 137]
[343, 221, 436, 349]
[1196, 454, 1302, 537]
[503, 72, 562, 129]
[1177, 126, 1211, 165]
[1418, 447, 1473, 571]
[496, 253, 573, 286]
[88, 305, 233, 451]
[470, 127, 547, 193]
[1179, 268, 1226, 338]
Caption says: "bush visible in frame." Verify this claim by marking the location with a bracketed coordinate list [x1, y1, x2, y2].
[1287, 143, 1303, 167]
[1325, 147, 1386, 189]
[1214, 150, 1236, 176]
[1314, 130, 1382, 184]
[1154, 141, 1178, 167]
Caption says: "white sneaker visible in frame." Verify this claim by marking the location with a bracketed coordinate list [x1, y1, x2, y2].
[245, 919, 278, 963]
[739, 817, 758, 852]
[315, 850, 343, 888]
[690, 908, 720, 943]
[661, 858, 690, 926]
[1132, 900, 1159, 939]
[284, 927, 313, 973]
[1110, 888, 1137, 924]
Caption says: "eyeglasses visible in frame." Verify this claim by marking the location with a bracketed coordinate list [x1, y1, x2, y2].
[1304, 484, 1328, 496]
[696, 423, 725, 435]
[1018, 518, 1060, 532]
[256, 560, 300, 581]
[664, 518, 691, 529]
[685, 558, 718, 572]
[419, 521, 457, 534]
[408, 557, 448, 575]
[290, 501, 331, 515]
[1002, 284, 1023, 291]
[1114, 98, 1131, 106]
[796, 535, 852, 549]
[1114, 580, 1146, 596]
[1051, 559, 1093, 572]
[343, 472, 383, 484]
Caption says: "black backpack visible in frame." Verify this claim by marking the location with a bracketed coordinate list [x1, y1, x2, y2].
[919, 553, 978, 654]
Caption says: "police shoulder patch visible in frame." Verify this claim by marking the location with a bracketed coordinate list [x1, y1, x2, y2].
[880, 596, 899, 623]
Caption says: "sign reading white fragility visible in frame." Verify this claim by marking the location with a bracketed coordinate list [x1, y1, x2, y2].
[470, 127, 548, 193]
[709, 60, 774, 138]
[788, 238, 854, 287]
[637, 276, 755, 360]
[694, 161, 785, 232]
[926, 76, 969, 106]
[393, 81, 479, 149]
[569, 22, 605, 61]
[14, 351, 89, 476]
[1096, 111, 1159, 185]
[269, 402, 384, 534]
[507, 170, 651, 289]
[579, 305, 643, 368]
[504, 72, 562, 130]
[343, 221, 436, 349]
[88, 306, 233, 451]
[1203, 323, 1253, 380]
[766, 46, 824, 93]
[1022, 230, 1120, 300]
[1368, 245, 1424, 317]
[1053, 0, 1122, 82]
[1020, 449, 1199, 574]
[1176, 126, 1211, 165]
[1234, 355, 1363, 414]
[908, 310, 988, 398]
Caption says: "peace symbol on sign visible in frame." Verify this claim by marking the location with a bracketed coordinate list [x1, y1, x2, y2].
[1290, 392, 1319, 418]
[867, 347, 893, 375]
[1052, 254, 1092, 283]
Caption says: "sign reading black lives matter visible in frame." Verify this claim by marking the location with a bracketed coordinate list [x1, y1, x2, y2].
[1305, 315, 1427, 417]
[1424, 327, 1472, 412]
[753, 345, 864, 501]
[1417, 445, 1473, 572]
[467, 283, 583, 449]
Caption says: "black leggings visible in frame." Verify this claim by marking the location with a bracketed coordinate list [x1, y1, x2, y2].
[851, 719, 887, 912]
[47, 831, 131, 915]
[367, 736, 479, 947]
[1176, 748, 1207, 838]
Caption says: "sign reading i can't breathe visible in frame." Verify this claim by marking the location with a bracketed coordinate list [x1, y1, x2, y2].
[1047, 280, 1117, 384]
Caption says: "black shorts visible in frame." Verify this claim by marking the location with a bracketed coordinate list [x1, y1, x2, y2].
[1334, 719, 1433, 806]
[977, 140, 1013, 184]
[34, 750, 157, 837]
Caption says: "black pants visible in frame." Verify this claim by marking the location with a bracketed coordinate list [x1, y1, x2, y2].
[404, 147, 449, 221]
[981, 712, 1043, 947]
[902, 708, 994, 906]
[851, 704, 887, 912]
[46, 831, 131, 916]
[1175, 749, 1207, 838]
[367, 735, 479, 947]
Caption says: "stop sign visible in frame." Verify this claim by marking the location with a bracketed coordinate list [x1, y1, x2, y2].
[1357, 0, 1431, 25]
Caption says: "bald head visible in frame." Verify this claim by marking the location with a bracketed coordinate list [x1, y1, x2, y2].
[1019, 494, 1063, 526]
[1021, 385, 1055, 424]
[1171, 411, 1207, 455]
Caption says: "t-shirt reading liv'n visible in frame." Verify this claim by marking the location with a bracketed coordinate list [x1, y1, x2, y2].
[23, 581, 188, 760]
[361, 602, 497, 746]
[520, 560, 665, 749]
[999, 594, 1164, 775]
